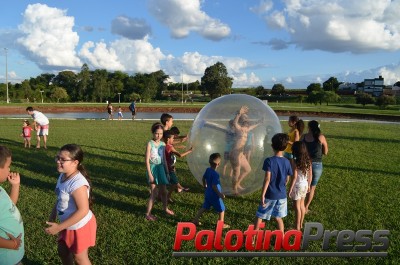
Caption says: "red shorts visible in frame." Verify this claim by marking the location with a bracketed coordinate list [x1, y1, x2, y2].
[58, 215, 97, 254]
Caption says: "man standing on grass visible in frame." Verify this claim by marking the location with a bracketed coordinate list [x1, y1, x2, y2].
[26, 107, 49, 149]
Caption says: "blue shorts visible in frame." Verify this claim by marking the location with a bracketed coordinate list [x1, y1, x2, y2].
[256, 198, 287, 220]
[202, 196, 225, 213]
[283, 152, 293, 160]
[168, 171, 178, 185]
[311, 162, 323, 186]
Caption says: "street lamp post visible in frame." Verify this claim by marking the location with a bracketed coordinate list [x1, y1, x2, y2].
[118, 93, 121, 103]
[181, 70, 184, 104]
[40, 90, 44, 103]
[4, 48, 9, 103]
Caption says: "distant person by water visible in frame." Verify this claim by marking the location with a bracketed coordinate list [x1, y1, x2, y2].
[129, 100, 136, 120]
[107, 103, 113, 120]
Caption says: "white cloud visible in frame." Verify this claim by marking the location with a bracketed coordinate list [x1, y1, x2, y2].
[261, 0, 400, 53]
[378, 65, 400, 85]
[8, 71, 17, 79]
[163, 51, 260, 87]
[111, 16, 152, 40]
[148, 0, 230, 40]
[286, 77, 293, 83]
[17, 4, 82, 69]
[79, 37, 166, 73]
[232, 72, 262, 87]
[250, 0, 274, 15]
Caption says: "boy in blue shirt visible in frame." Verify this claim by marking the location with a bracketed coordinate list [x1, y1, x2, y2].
[192, 153, 230, 228]
[254, 133, 294, 233]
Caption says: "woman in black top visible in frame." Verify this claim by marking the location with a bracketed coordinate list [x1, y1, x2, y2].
[301, 120, 328, 213]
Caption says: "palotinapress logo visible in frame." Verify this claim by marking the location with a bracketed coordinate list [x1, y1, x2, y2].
[173, 221, 389, 257]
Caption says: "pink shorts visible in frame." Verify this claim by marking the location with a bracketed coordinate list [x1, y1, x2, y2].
[58, 215, 97, 254]
[37, 124, 49, 136]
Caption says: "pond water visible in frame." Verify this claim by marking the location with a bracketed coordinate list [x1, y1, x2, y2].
[1, 111, 399, 124]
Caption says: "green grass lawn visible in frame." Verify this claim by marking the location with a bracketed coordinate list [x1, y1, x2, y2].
[0, 119, 399, 265]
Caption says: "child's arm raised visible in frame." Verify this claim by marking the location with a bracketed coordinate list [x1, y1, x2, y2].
[171, 145, 193, 158]
[8, 172, 20, 204]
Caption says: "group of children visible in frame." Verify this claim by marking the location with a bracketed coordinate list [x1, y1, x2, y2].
[0, 144, 96, 265]
[144, 112, 329, 235]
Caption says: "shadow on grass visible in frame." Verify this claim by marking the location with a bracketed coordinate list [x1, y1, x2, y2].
[325, 164, 398, 176]
[329, 135, 400, 144]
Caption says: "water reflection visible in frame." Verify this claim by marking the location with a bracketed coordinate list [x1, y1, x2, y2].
[1, 112, 398, 124]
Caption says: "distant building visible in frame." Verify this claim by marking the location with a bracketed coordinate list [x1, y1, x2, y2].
[360, 76, 384, 97]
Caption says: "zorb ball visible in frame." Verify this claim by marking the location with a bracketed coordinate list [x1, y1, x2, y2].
[186, 94, 282, 196]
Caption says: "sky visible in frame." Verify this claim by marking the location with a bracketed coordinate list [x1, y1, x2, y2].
[1, 0, 400, 89]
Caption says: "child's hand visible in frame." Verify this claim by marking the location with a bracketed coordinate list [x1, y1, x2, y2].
[148, 175, 155, 184]
[219, 193, 225, 199]
[45, 221, 61, 235]
[8, 172, 20, 186]
[260, 199, 266, 207]
[6, 233, 22, 250]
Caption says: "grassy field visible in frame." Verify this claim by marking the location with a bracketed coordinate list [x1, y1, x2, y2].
[0, 118, 399, 265]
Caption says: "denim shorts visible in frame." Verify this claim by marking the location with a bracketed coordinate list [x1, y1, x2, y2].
[283, 152, 293, 160]
[256, 198, 287, 220]
[311, 162, 323, 186]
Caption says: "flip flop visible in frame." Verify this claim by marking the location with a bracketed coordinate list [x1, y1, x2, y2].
[223, 224, 230, 229]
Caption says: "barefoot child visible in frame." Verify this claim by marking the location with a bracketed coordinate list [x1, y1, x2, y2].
[21, 120, 33, 148]
[163, 130, 193, 203]
[192, 153, 229, 228]
[145, 123, 174, 220]
[289, 141, 312, 230]
[254, 133, 294, 233]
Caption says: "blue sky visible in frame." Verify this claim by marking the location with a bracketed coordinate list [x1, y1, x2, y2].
[1, 0, 400, 88]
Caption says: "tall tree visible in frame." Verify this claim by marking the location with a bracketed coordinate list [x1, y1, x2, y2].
[271, 83, 285, 95]
[201, 62, 233, 99]
[77, 64, 91, 101]
[92, 69, 108, 102]
[323, 77, 339, 92]
[53, 71, 78, 100]
[306, 83, 323, 95]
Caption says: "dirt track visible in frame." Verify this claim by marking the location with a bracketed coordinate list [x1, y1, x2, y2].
[0, 105, 399, 122]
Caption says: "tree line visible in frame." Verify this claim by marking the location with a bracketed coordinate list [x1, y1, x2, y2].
[0, 63, 397, 108]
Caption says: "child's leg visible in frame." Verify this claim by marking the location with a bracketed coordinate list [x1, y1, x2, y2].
[218, 211, 230, 228]
[58, 241, 74, 265]
[168, 184, 178, 201]
[305, 186, 316, 213]
[254, 217, 264, 230]
[294, 199, 301, 230]
[73, 249, 91, 265]
[28, 138, 31, 148]
[36, 135, 41, 148]
[192, 208, 207, 224]
[146, 184, 157, 217]
[300, 197, 306, 229]
[159, 185, 174, 215]
[218, 211, 225, 222]
[275, 217, 284, 233]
